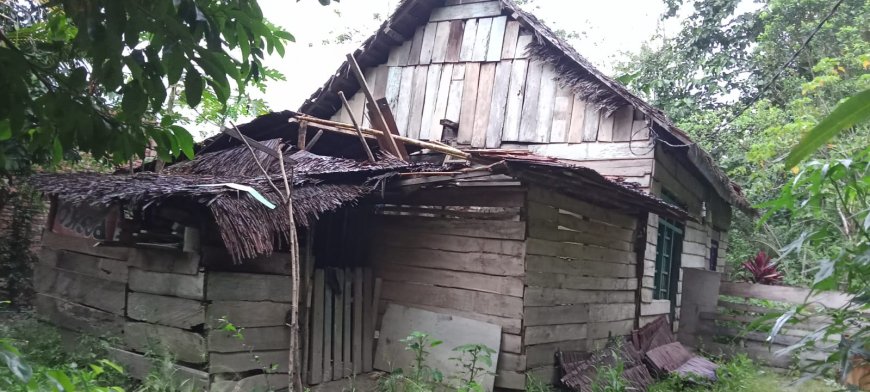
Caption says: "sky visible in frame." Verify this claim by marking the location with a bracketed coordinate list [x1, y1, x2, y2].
[251, 0, 679, 112]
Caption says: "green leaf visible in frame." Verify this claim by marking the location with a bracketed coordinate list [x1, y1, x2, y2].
[46, 369, 75, 391]
[786, 88, 870, 167]
[52, 137, 63, 163]
[0, 119, 11, 141]
[0, 347, 32, 383]
[184, 68, 204, 108]
[122, 82, 147, 117]
[172, 125, 195, 159]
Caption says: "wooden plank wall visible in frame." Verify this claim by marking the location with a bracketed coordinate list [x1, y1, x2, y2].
[329, 3, 650, 153]
[369, 185, 527, 390]
[524, 185, 640, 384]
[638, 146, 733, 330]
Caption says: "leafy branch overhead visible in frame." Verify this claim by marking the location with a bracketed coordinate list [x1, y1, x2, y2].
[0, 0, 299, 170]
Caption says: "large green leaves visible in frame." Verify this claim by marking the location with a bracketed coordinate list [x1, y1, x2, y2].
[786, 88, 870, 167]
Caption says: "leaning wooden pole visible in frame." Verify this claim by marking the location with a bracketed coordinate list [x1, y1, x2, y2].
[278, 146, 303, 392]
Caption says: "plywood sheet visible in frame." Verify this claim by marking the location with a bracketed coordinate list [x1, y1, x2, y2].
[374, 304, 502, 391]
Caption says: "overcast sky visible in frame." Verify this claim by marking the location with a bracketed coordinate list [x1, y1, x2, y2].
[251, 0, 679, 111]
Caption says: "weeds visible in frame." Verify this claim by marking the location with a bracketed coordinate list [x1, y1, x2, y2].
[588, 349, 628, 392]
[450, 344, 496, 392]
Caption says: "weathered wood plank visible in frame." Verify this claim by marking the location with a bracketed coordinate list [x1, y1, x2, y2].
[40, 248, 128, 283]
[394, 66, 416, 135]
[208, 326, 289, 353]
[524, 323, 587, 345]
[207, 301, 292, 328]
[124, 322, 206, 363]
[588, 303, 637, 322]
[444, 66, 465, 124]
[548, 85, 573, 143]
[501, 59, 528, 141]
[128, 268, 204, 300]
[588, 319, 635, 339]
[500, 20, 520, 59]
[107, 347, 207, 389]
[485, 60, 512, 148]
[333, 269, 344, 380]
[567, 95, 586, 143]
[407, 65, 429, 139]
[429, 63, 453, 141]
[201, 246, 291, 275]
[582, 105, 601, 141]
[419, 22, 438, 64]
[374, 228, 525, 256]
[34, 264, 125, 314]
[42, 231, 129, 260]
[527, 223, 632, 251]
[35, 293, 123, 336]
[212, 374, 288, 392]
[352, 268, 363, 375]
[395, 39, 413, 67]
[342, 269, 352, 377]
[431, 21, 450, 63]
[127, 292, 205, 329]
[471, 17, 493, 62]
[533, 63, 558, 142]
[362, 268, 374, 373]
[310, 269, 325, 384]
[525, 340, 587, 369]
[597, 111, 615, 142]
[526, 272, 638, 291]
[206, 272, 293, 302]
[372, 245, 524, 277]
[499, 352, 526, 372]
[322, 273, 333, 381]
[429, 1, 502, 22]
[377, 264, 524, 297]
[527, 140, 655, 160]
[457, 62, 481, 144]
[419, 64, 443, 140]
[445, 20, 464, 62]
[518, 60, 544, 142]
[514, 33, 533, 58]
[528, 184, 638, 229]
[380, 300, 522, 335]
[611, 106, 634, 141]
[524, 304, 589, 326]
[407, 26, 425, 66]
[524, 287, 635, 306]
[375, 215, 525, 240]
[486, 16, 507, 61]
[458, 19, 478, 61]
[495, 370, 526, 390]
[210, 350, 288, 373]
[385, 66, 403, 112]
[380, 280, 523, 319]
[631, 119, 649, 140]
[526, 238, 635, 264]
[128, 247, 199, 275]
[471, 62, 497, 148]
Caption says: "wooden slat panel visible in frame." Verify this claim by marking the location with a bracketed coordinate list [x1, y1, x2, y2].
[385, 66, 403, 112]
[374, 228, 525, 256]
[419, 22, 438, 64]
[582, 105, 600, 141]
[611, 106, 634, 141]
[485, 60, 512, 148]
[332, 269, 344, 380]
[127, 292, 205, 329]
[211, 350, 289, 374]
[107, 347, 207, 388]
[42, 231, 129, 260]
[527, 140, 655, 160]
[34, 264, 125, 314]
[567, 95, 586, 143]
[525, 324, 587, 345]
[380, 280, 523, 319]
[322, 273, 333, 381]
[407, 26, 425, 66]
[431, 21, 450, 63]
[35, 293, 123, 336]
[395, 39, 413, 66]
[486, 16, 507, 62]
[208, 301, 292, 328]
[525, 254, 636, 278]
[429, 63, 454, 141]
[377, 264, 524, 297]
[125, 322, 206, 363]
[342, 269, 352, 377]
[501, 59, 528, 141]
[524, 287, 635, 306]
[500, 20, 520, 59]
[471, 62, 497, 148]
[458, 19, 478, 61]
[524, 304, 589, 326]
[208, 326, 289, 353]
[445, 66, 464, 123]
[352, 268, 363, 374]
[372, 246, 524, 277]
[310, 270, 324, 384]
[394, 66, 416, 135]
[379, 299, 522, 335]
[471, 17, 493, 61]
[514, 34, 533, 59]
[429, 1, 502, 22]
[597, 111, 615, 142]
[527, 272, 637, 291]
[632, 118, 649, 140]
[407, 65, 429, 139]
[207, 271, 291, 302]
[518, 60, 544, 142]
[419, 64, 443, 140]
[128, 247, 198, 275]
[549, 84, 573, 143]
[445, 20, 464, 62]
[39, 248, 127, 283]
[458, 62, 481, 144]
[375, 215, 525, 240]
[362, 268, 375, 372]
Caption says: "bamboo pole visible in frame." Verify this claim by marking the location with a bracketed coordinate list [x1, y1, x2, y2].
[278, 145, 303, 392]
[338, 91, 376, 163]
[345, 53, 402, 159]
[292, 115, 471, 160]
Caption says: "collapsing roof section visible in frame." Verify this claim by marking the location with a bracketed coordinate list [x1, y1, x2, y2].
[296, 0, 751, 213]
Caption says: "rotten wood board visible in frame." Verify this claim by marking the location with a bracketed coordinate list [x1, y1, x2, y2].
[457, 62, 481, 144]
[34, 264, 125, 315]
[127, 292, 205, 330]
[470, 62, 497, 148]
[128, 268, 204, 300]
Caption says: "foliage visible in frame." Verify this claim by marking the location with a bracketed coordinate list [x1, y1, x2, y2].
[786, 88, 870, 167]
[0, 182, 41, 308]
[380, 331, 444, 392]
[0, 0, 306, 171]
[740, 250, 784, 285]
[524, 375, 555, 392]
[588, 350, 628, 392]
[449, 343, 496, 392]
[650, 354, 772, 392]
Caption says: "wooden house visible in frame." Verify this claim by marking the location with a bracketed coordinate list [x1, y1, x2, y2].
[28, 0, 751, 390]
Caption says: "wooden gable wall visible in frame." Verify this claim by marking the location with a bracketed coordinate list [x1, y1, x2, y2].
[331, 1, 652, 186]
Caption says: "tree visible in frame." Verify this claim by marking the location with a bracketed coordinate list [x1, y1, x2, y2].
[0, 0, 307, 172]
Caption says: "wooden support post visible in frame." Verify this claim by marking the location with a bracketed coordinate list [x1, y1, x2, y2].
[305, 130, 324, 151]
[375, 98, 411, 160]
[362, 268, 374, 372]
[345, 54, 404, 161]
[352, 268, 363, 375]
[338, 91, 376, 162]
[297, 121, 308, 150]
[310, 269, 325, 385]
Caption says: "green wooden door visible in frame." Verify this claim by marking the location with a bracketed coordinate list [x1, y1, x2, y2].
[654, 217, 683, 320]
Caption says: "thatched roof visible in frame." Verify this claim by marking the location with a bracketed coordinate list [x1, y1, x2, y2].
[32, 143, 422, 261]
[291, 0, 751, 213]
